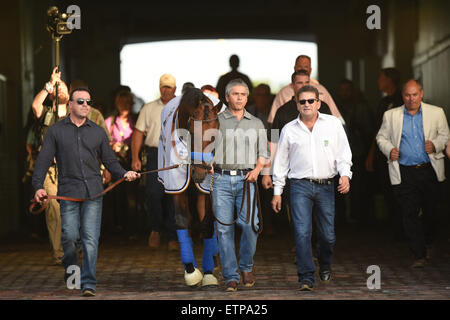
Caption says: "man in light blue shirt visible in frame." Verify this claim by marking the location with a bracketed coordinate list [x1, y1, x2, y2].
[399, 107, 430, 166]
[377, 79, 449, 268]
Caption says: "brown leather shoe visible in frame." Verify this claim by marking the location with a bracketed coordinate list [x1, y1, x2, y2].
[148, 231, 160, 249]
[242, 271, 255, 287]
[168, 241, 179, 252]
[411, 258, 426, 268]
[225, 280, 238, 292]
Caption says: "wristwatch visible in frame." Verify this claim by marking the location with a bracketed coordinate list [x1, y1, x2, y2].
[44, 82, 54, 94]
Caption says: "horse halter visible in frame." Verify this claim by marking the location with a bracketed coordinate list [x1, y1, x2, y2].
[186, 101, 218, 125]
[186, 101, 218, 166]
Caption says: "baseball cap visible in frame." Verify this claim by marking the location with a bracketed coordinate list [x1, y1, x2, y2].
[160, 74, 176, 88]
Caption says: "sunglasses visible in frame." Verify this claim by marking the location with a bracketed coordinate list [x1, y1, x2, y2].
[298, 99, 318, 105]
[75, 98, 93, 106]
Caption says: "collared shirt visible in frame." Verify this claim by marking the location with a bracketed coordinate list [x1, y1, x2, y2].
[135, 98, 166, 147]
[32, 116, 127, 198]
[272, 112, 352, 195]
[214, 107, 269, 170]
[399, 106, 430, 166]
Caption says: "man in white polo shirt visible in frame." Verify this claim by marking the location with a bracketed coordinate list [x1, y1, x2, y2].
[271, 85, 352, 291]
[131, 74, 178, 250]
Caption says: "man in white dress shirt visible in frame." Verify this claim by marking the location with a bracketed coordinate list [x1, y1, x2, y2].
[271, 85, 352, 291]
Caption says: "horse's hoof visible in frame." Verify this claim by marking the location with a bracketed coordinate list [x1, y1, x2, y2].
[202, 274, 219, 287]
[184, 268, 203, 287]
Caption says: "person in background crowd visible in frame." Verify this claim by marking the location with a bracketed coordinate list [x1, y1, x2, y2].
[267, 55, 343, 125]
[105, 90, 138, 240]
[216, 54, 253, 103]
[131, 74, 178, 251]
[376, 79, 449, 268]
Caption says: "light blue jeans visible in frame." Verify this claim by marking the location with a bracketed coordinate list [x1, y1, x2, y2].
[60, 196, 103, 291]
[212, 173, 259, 284]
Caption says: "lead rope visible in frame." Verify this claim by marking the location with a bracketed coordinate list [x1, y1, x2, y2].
[209, 172, 263, 235]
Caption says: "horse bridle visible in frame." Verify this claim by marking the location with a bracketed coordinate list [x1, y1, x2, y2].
[186, 101, 218, 126]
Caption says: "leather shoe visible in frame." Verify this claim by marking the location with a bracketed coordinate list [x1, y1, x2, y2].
[299, 280, 314, 291]
[319, 269, 332, 282]
[241, 271, 255, 287]
[148, 231, 160, 249]
[411, 258, 426, 268]
[225, 280, 238, 292]
[82, 288, 96, 297]
[168, 241, 179, 252]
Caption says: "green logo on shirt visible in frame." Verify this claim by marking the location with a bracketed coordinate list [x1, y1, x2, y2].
[324, 140, 329, 147]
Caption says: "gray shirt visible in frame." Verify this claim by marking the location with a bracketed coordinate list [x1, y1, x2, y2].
[214, 107, 269, 170]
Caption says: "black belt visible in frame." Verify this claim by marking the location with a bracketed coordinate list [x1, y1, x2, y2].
[400, 162, 431, 169]
[301, 178, 334, 185]
[214, 168, 252, 176]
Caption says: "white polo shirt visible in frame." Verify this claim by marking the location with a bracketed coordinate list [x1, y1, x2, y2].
[272, 112, 352, 195]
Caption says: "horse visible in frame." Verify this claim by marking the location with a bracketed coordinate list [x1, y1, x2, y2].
[158, 88, 222, 287]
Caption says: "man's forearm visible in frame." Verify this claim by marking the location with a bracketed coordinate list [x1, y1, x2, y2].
[131, 129, 144, 161]
[32, 89, 48, 119]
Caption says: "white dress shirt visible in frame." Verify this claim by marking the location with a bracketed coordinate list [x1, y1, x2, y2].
[272, 112, 353, 195]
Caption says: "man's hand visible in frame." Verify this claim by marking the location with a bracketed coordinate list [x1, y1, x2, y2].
[271, 195, 282, 213]
[390, 147, 400, 161]
[50, 66, 61, 85]
[131, 159, 142, 172]
[34, 189, 48, 203]
[102, 169, 112, 184]
[337, 176, 350, 194]
[424, 140, 435, 154]
[124, 171, 140, 181]
[245, 168, 260, 183]
[261, 175, 274, 189]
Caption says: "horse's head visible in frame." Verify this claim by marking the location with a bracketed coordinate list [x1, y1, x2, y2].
[178, 88, 221, 183]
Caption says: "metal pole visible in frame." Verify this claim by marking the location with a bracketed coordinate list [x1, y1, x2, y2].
[54, 38, 60, 113]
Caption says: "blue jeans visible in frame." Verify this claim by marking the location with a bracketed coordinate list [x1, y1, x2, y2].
[60, 196, 103, 291]
[290, 179, 336, 285]
[146, 147, 177, 241]
[212, 173, 259, 284]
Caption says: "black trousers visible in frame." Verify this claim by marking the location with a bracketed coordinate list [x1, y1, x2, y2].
[393, 164, 440, 259]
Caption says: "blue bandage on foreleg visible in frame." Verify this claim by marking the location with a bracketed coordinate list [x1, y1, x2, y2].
[176, 229, 197, 267]
[202, 222, 218, 272]
[191, 152, 214, 163]
[202, 237, 215, 273]
[211, 222, 218, 256]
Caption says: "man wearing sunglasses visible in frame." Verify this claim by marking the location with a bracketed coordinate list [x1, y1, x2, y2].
[271, 85, 352, 291]
[32, 88, 140, 297]
[30, 69, 111, 267]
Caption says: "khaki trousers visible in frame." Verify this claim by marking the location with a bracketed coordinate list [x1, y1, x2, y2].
[43, 166, 64, 261]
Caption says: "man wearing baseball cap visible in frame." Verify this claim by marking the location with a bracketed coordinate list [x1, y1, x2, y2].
[131, 74, 178, 250]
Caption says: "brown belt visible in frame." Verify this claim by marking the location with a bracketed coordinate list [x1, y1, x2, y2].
[400, 162, 431, 169]
[29, 164, 186, 215]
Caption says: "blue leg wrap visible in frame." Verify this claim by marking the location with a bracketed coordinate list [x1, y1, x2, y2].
[202, 223, 218, 273]
[176, 229, 197, 267]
